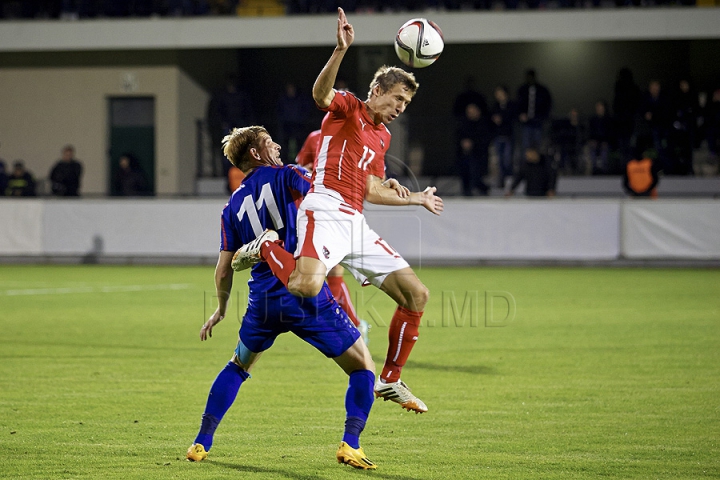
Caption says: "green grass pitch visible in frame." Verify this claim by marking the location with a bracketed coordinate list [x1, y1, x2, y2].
[0, 265, 718, 479]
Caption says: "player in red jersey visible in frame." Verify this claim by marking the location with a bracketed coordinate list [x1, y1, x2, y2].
[235, 7, 443, 413]
[296, 128, 371, 345]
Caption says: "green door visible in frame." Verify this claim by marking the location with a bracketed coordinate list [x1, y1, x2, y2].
[108, 97, 155, 196]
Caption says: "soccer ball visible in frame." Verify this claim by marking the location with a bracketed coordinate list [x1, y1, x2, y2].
[394, 18, 444, 69]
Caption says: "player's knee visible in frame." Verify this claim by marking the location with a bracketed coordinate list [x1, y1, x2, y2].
[407, 284, 429, 311]
[287, 274, 323, 298]
[231, 354, 251, 372]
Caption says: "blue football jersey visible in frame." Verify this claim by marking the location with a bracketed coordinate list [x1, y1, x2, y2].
[220, 165, 310, 296]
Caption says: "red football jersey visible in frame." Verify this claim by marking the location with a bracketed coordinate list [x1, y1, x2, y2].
[295, 129, 322, 170]
[310, 90, 389, 212]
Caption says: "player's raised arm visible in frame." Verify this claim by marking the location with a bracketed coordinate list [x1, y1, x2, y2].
[313, 7, 354, 109]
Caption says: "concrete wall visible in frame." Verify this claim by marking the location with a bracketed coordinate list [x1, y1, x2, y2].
[0, 66, 208, 195]
[1, 198, 718, 262]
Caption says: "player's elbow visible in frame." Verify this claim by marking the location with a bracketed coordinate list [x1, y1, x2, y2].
[312, 88, 331, 109]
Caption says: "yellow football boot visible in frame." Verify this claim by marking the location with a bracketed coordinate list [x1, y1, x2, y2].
[186, 443, 208, 462]
[336, 441, 377, 470]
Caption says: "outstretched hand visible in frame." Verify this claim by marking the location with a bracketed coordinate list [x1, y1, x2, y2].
[336, 7, 354, 50]
[200, 308, 224, 341]
[420, 186, 444, 215]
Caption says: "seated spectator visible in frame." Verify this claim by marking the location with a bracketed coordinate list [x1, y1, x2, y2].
[113, 154, 149, 196]
[6, 160, 36, 197]
[506, 145, 557, 197]
[587, 101, 615, 175]
[623, 145, 660, 198]
[50, 145, 83, 196]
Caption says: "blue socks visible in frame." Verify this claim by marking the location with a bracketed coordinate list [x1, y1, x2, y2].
[342, 369, 375, 449]
[194, 361, 249, 451]
[194, 364, 373, 451]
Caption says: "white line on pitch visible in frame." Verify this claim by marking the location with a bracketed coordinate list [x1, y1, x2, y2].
[1, 284, 193, 296]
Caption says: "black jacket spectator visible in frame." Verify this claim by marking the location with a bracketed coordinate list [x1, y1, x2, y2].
[453, 76, 488, 121]
[456, 103, 492, 196]
[113, 154, 149, 196]
[517, 70, 552, 125]
[6, 161, 36, 197]
[50, 145, 83, 196]
[490, 95, 516, 138]
[509, 147, 557, 197]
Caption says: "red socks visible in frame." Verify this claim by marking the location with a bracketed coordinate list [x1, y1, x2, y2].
[260, 241, 296, 288]
[327, 275, 360, 327]
[381, 306, 423, 383]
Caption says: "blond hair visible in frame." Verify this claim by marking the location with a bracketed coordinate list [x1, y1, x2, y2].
[222, 126, 268, 171]
[367, 65, 419, 99]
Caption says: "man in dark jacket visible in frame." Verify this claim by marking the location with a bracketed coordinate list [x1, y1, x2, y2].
[517, 69, 552, 153]
[6, 160, 36, 197]
[50, 145, 83, 196]
[506, 145, 557, 197]
[456, 103, 492, 196]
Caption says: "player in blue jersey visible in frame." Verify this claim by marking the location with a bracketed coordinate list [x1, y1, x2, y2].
[186, 126, 377, 470]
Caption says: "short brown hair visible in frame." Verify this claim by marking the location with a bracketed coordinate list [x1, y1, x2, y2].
[367, 65, 419, 99]
[222, 126, 268, 171]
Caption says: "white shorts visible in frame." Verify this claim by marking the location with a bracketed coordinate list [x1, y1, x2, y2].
[295, 192, 410, 288]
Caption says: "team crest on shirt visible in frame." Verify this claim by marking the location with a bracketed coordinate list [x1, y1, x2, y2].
[380, 139, 385, 148]
[322, 246, 330, 259]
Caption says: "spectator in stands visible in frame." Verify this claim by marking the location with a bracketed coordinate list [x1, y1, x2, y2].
[490, 85, 516, 188]
[517, 69, 552, 154]
[453, 76, 488, 123]
[208, 75, 255, 181]
[210, 0, 238, 15]
[587, 100, 614, 175]
[6, 160, 36, 197]
[613, 67, 642, 160]
[113, 154, 149, 196]
[276, 82, 313, 162]
[168, 0, 211, 16]
[641, 80, 672, 173]
[671, 78, 698, 175]
[551, 107, 585, 175]
[506, 144, 556, 197]
[705, 88, 720, 166]
[50, 145, 83, 196]
[623, 145, 660, 198]
[456, 103, 491, 196]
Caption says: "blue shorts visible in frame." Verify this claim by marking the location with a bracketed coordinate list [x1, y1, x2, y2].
[238, 284, 360, 359]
